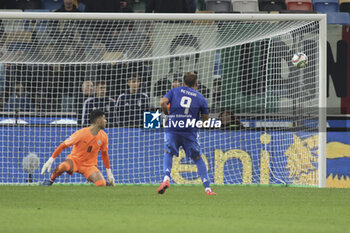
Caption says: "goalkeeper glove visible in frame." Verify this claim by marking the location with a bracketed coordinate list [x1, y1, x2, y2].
[41, 157, 55, 174]
[106, 168, 115, 186]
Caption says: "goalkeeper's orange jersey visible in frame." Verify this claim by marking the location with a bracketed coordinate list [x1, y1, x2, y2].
[63, 127, 109, 167]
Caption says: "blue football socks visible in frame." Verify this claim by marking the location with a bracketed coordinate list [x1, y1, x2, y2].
[195, 157, 210, 188]
[163, 153, 173, 178]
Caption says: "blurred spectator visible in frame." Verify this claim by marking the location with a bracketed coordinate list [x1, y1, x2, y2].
[146, 0, 190, 13]
[121, 0, 134, 12]
[92, 63, 123, 100]
[4, 83, 34, 112]
[81, 81, 116, 127]
[219, 110, 244, 130]
[55, 0, 80, 12]
[76, 80, 95, 125]
[82, 0, 120, 12]
[116, 74, 150, 127]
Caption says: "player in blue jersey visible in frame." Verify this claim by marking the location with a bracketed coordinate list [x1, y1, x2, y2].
[157, 72, 216, 195]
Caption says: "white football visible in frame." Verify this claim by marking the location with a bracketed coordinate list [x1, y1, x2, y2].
[292, 52, 308, 68]
[22, 152, 40, 174]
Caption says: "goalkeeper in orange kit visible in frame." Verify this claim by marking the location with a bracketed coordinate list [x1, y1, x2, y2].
[41, 109, 115, 186]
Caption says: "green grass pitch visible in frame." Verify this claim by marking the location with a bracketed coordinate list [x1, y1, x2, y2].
[0, 185, 349, 233]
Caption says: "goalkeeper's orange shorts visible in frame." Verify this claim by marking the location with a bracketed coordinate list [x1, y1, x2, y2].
[67, 157, 100, 180]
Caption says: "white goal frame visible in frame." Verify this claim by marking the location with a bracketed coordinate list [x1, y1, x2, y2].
[0, 12, 327, 187]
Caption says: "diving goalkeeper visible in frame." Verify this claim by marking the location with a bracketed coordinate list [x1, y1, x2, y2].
[41, 109, 115, 186]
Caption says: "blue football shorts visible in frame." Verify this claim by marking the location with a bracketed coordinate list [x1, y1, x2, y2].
[164, 132, 201, 159]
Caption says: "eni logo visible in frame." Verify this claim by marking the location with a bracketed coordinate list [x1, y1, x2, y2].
[325, 141, 350, 188]
[169, 133, 350, 187]
[285, 134, 318, 186]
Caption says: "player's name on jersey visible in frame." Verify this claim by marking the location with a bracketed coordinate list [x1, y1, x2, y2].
[163, 118, 221, 128]
[180, 89, 197, 97]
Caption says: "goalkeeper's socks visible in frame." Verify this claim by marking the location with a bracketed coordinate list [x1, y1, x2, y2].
[195, 157, 210, 189]
[50, 161, 70, 181]
[163, 153, 173, 178]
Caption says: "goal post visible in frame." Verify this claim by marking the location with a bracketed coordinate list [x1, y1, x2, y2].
[318, 15, 327, 188]
[0, 12, 326, 187]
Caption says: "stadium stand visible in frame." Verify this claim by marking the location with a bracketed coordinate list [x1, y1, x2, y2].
[258, 0, 287, 11]
[312, 0, 349, 24]
[231, 0, 259, 12]
[285, 0, 313, 11]
[205, 0, 232, 12]
[312, 0, 339, 13]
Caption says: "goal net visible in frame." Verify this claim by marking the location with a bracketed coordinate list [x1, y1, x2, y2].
[0, 13, 326, 187]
